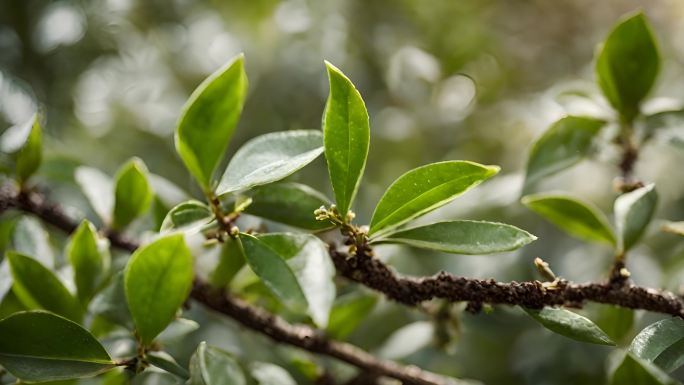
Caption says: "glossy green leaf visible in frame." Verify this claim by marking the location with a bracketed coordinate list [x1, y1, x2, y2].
[631, 317, 684, 373]
[67, 220, 107, 304]
[239, 233, 308, 314]
[12, 216, 54, 267]
[250, 362, 296, 385]
[147, 351, 190, 380]
[217, 130, 324, 195]
[189, 341, 246, 385]
[524, 116, 605, 191]
[124, 234, 193, 345]
[7, 252, 82, 321]
[258, 233, 336, 327]
[74, 166, 114, 224]
[662, 222, 684, 236]
[610, 353, 676, 385]
[596, 12, 660, 121]
[374, 220, 536, 255]
[244, 183, 333, 231]
[369, 161, 499, 236]
[323, 61, 370, 216]
[175, 54, 247, 190]
[0, 311, 114, 382]
[327, 292, 377, 339]
[522, 193, 616, 245]
[615, 183, 658, 253]
[112, 158, 153, 230]
[595, 305, 634, 344]
[160, 200, 213, 232]
[14, 114, 42, 183]
[524, 307, 615, 345]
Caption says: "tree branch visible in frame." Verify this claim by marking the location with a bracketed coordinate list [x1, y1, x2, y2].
[0, 184, 452, 385]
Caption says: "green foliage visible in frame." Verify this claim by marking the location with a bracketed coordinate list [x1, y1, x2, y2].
[67, 220, 107, 304]
[614, 184, 658, 253]
[124, 234, 193, 346]
[596, 12, 660, 122]
[160, 200, 213, 232]
[0, 311, 113, 382]
[175, 54, 248, 190]
[326, 292, 377, 339]
[522, 193, 616, 245]
[112, 158, 153, 230]
[610, 353, 675, 385]
[369, 161, 499, 236]
[189, 342, 246, 385]
[323, 62, 370, 217]
[631, 318, 684, 373]
[524, 307, 615, 346]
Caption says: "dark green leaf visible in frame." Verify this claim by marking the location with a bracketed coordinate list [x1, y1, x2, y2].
[524, 306, 615, 345]
[7, 252, 82, 321]
[631, 317, 684, 373]
[160, 200, 213, 233]
[595, 305, 634, 344]
[258, 233, 335, 327]
[189, 342, 245, 385]
[175, 54, 247, 190]
[217, 130, 324, 195]
[615, 183, 658, 253]
[596, 12, 660, 121]
[67, 220, 107, 304]
[369, 161, 499, 236]
[323, 62, 370, 216]
[244, 183, 333, 231]
[610, 353, 676, 385]
[522, 193, 615, 245]
[112, 158, 153, 230]
[0, 311, 113, 382]
[327, 292, 377, 339]
[373, 220, 536, 254]
[124, 234, 193, 345]
[74, 166, 114, 224]
[147, 351, 190, 380]
[524, 116, 605, 191]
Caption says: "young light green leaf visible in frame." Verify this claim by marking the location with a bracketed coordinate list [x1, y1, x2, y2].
[369, 161, 499, 236]
[373, 220, 536, 255]
[524, 307, 615, 345]
[147, 351, 190, 380]
[175, 54, 247, 190]
[0, 311, 114, 382]
[631, 317, 684, 373]
[75, 166, 114, 224]
[7, 252, 82, 322]
[524, 116, 605, 191]
[239, 233, 308, 314]
[209, 237, 245, 288]
[258, 233, 336, 327]
[327, 292, 377, 339]
[14, 114, 42, 184]
[217, 130, 324, 195]
[522, 193, 616, 245]
[160, 200, 213, 233]
[244, 183, 334, 231]
[323, 62, 370, 217]
[662, 222, 684, 236]
[124, 234, 193, 346]
[610, 353, 676, 385]
[67, 220, 107, 304]
[12, 216, 54, 267]
[596, 12, 660, 121]
[112, 158, 153, 230]
[615, 183, 658, 253]
[249, 362, 297, 385]
[189, 342, 246, 385]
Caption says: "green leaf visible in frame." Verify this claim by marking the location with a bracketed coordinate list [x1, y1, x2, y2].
[147, 351, 190, 380]
[14, 114, 42, 183]
[217, 130, 324, 195]
[7, 252, 82, 322]
[662, 222, 684, 236]
[244, 183, 333, 231]
[209, 237, 245, 288]
[610, 353, 676, 385]
[12, 216, 54, 267]
[74, 166, 114, 224]
[323, 61, 370, 216]
[631, 317, 684, 373]
[160, 200, 213, 233]
[239, 233, 308, 315]
[596, 12, 660, 121]
[112, 158, 153, 230]
[0, 260, 11, 303]
[249, 362, 296, 385]
[124, 234, 193, 346]
[369, 161, 499, 236]
[376, 321, 435, 360]
[258, 233, 336, 327]
[374, 220, 536, 255]
[595, 305, 634, 344]
[524, 116, 605, 191]
[615, 183, 658, 253]
[0, 311, 114, 382]
[175, 54, 248, 190]
[91, 272, 132, 329]
[327, 292, 377, 339]
[189, 342, 246, 385]
[522, 193, 616, 245]
[524, 307, 615, 345]
[67, 220, 107, 304]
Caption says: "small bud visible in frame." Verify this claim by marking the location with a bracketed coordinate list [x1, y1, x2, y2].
[619, 267, 631, 278]
[229, 226, 240, 237]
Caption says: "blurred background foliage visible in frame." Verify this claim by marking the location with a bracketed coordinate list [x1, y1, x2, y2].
[1, 0, 684, 384]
